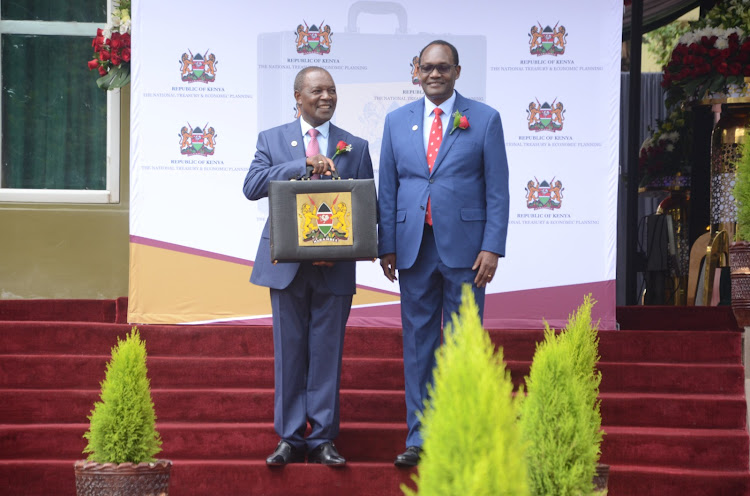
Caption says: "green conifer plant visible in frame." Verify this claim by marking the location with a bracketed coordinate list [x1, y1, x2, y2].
[733, 137, 750, 242]
[520, 295, 604, 496]
[83, 327, 163, 463]
[403, 285, 530, 496]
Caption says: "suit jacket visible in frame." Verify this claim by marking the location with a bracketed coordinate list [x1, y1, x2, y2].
[377, 92, 509, 269]
[243, 120, 373, 295]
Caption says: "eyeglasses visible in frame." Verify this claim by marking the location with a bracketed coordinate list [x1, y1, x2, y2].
[418, 64, 457, 75]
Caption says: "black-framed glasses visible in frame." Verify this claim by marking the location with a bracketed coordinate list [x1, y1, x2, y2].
[418, 64, 457, 75]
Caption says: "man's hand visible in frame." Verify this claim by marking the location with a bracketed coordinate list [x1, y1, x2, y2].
[472, 250, 499, 288]
[306, 154, 335, 176]
[380, 253, 397, 282]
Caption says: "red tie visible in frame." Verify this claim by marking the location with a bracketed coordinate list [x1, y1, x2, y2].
[425, 108, 443, 225]
[306, 128, 320, 179]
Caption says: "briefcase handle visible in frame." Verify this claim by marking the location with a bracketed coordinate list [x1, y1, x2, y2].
[304, 164, 341, 180]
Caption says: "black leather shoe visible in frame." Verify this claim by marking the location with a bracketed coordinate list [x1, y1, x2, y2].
[266, 440, 305, 466]
[307, 442, 346, 466]
[394, 446, 421, 467]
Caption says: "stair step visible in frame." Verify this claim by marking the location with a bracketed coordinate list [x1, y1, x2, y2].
[3, 423, 748, 471]
[2, 389, 746, 429]
[600, 426, 750, 471]
[0, 323, 742, 364]
[3, 459, 749, 496]
[608, 464, 750, 496]
[2, 356, 744, 395]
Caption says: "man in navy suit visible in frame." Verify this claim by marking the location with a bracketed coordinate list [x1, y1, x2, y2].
[243, 66, 373, 466]
[377, 40, 509, 467]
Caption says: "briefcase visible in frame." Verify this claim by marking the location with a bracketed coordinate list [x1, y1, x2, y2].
[268, 169, 377, 263]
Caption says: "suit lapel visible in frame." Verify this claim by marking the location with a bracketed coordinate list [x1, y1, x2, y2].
[431, 92, 469, 175]
[410, 100, 428, 173]
[328, 124, 344, 158]
[283, 121, 306, 161]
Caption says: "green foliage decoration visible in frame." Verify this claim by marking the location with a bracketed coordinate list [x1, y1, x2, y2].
[643, 21, 692, 68]
[403, 285, 530, 496]
[520, 295, 603, 496]
[734, 137, 750, 242]
[83, 327, 163, 464]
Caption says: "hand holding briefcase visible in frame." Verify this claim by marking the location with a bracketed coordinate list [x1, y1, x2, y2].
[267, 166, 377, 263]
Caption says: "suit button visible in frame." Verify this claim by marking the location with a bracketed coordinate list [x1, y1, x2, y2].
[420, 206, 425, 210]
[429, 179, 434, 184]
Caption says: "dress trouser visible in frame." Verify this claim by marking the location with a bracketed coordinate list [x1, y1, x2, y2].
[270, 263, 352, 452]
[398, 224, 485, 447]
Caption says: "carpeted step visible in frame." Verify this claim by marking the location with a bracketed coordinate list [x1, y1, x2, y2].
[0, 422, 408, 463]
[1, 322, 742, 365]
[3, 389, 746, 429]
[0, 459, 419, 496]
[4, 422, 748, 471]
[600, 426, 750, 471]
[615, 305, 740, 331]
[3, 355, 745, 396]
[3, 459, 749, 496]
[0, 355, 406, 391]
[607, 464, 750, 496]
[0, 299, 119, 323]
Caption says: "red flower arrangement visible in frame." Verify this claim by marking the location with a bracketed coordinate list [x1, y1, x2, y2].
[87, 1, 131, 91]
[661, 1, 750, 107]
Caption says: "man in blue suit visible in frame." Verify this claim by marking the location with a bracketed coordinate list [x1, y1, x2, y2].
[243, 66, 373, 467]
[377, 40, 509, 467]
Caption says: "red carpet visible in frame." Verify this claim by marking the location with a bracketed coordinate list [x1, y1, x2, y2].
[1, 301, 748, 495]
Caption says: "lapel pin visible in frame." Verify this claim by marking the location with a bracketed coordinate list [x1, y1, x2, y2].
[412, 125, 418, 131]
[291, 140, 298, 147]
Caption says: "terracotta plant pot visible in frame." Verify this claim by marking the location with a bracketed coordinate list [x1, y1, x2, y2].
[729, 241, 750, 327]
[74, 459, 172, 496]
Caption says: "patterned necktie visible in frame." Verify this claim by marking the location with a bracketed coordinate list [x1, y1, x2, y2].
[425, 108, 443, 225]
[306, 128, 320, 179]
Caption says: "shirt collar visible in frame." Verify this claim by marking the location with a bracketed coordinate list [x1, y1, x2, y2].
[424, 91, 457, 119]
[299, 118, 330, 139]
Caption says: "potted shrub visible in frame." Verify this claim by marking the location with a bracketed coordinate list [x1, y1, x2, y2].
[74, 327, 171, 496]
[519, 295, 606, 495]
[731, 136, 750, 327]
[402, 285, 530, 495]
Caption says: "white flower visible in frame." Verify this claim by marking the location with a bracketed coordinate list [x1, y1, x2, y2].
[119, 20, 131, 34]
[102, 28, 112, 40]
[666, 144, 675, 152]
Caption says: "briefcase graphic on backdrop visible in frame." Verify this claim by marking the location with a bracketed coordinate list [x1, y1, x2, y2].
[257, 1, 487, 131]
[268, 175, 377, 263]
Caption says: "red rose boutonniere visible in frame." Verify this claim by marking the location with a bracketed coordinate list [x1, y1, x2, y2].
[450, 111, 470, 134]
[332, 140, 353, 159]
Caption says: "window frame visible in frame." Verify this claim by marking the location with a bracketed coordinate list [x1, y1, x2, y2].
[0, 13, 121, 204]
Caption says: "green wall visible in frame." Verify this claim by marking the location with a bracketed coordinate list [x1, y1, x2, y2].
[0, 89, 130, 299]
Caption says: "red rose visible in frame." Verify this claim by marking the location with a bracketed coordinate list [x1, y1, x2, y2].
[97, 28, 103, 37]
[121, 33, 131, 47]
[111, 54, 121, 66]
[100, 49, 110, 62]
[730, 63, 742, 76]
[744, 65, 750, 77]
[121, 48, 131, 63]
[98, 66, 108, 76]
[459, 115, 470, 130]
[718, 62, 729, 75]
[111, 32, 121, 41]
[87, 59, 99, 70]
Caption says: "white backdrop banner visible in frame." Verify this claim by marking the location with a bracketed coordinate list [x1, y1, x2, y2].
[129, 0, 622, 329]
